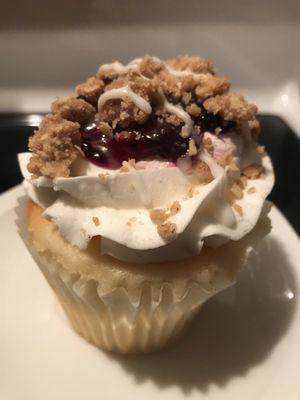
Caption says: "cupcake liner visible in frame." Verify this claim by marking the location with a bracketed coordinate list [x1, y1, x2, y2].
[16, 196, 236, 354]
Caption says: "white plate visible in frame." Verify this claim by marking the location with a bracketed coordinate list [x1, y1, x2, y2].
[1, 186, 300, 400]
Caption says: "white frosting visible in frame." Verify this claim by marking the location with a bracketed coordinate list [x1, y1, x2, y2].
[18, 143, 274, 263]
[98, 86, 152, 115]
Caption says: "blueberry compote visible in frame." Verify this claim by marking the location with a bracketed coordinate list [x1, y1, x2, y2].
[81, 110, 235, 169]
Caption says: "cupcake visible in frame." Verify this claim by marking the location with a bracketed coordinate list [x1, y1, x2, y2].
[17, 55, 274, 354]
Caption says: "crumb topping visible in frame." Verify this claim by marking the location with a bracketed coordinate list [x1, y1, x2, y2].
[76, 77, 105, 103]
[51, 96, 95, 124]
[150, 201, 180, 239]
[28, 114, 80, 178]
[203, 93, 257, 122]
[27, 54, 260, 178]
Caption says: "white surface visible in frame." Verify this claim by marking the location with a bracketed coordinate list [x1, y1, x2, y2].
[1, 185, 300, 400]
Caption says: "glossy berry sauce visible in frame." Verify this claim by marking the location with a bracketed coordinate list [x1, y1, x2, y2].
[81, 110, 234, 169]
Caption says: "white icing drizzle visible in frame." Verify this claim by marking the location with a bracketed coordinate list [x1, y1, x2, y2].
[97, 57, 208, 138]
[98, 86, 152, 115]
[98, 58, 142, 75]
[158, 91, 194, 138]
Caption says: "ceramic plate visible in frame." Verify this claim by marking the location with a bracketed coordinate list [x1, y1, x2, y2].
[1, 185, 300, 400]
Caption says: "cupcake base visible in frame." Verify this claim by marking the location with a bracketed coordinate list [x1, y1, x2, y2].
[16, 197, 269, 354]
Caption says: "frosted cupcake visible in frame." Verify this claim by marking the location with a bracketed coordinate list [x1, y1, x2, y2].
[17, 55, 274, 354]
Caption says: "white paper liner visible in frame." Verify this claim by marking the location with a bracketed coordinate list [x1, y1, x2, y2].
[16, 196, 239, 354]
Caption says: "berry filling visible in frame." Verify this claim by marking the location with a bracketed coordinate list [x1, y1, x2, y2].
[81, 110, 235, 169]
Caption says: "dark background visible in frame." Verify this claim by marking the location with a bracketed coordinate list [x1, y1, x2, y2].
[1, 113, 299, 234]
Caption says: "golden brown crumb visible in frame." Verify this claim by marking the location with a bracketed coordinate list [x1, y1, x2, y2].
[242, 164, 264, 179]
[92, 217, 100, 226]
[157, 221, 177, 241]
[236, 177, 246, 190]
[249, 117, 261, 139]
[256, 145, 265, 155]
[186, 103, 201, 117]
[240, 175, 248, 187]
[187, 185, 194, 198]
[166, 55, 215, 74]
[169, 201, 181, 216]
[230, 181, 244, 200]
[100, 73, 157, 128]
[51, 96, 95, 124]
[150, 209, 168, 224]
[202, 136, 214, 155]
[247, 186, 256, 194]
[98, 173, 109, 183]
[203, 93, 257, 122]
[98, 121, 113, 137]
[76, 77, 105, 103]
[139, 54, 165, 78]
[225, 154, 239, 171]
[28, 114, 80, 178]
[120, 158, 136, 172]
[188, 138, 198, 156]
[233, 203, 243, 216]
[195, 75, 230, 100]
[165, 113, 182, 126]
[193, 160, 214, 184]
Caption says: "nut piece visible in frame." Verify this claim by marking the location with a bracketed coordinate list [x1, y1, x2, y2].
[51, 96, 95, 124]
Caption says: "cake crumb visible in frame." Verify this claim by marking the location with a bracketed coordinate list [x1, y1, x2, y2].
[157, 221, 177, 241]
[92, 217, 100, 226]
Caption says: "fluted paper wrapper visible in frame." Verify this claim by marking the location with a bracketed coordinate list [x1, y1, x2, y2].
[16, 197, 236, 354]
